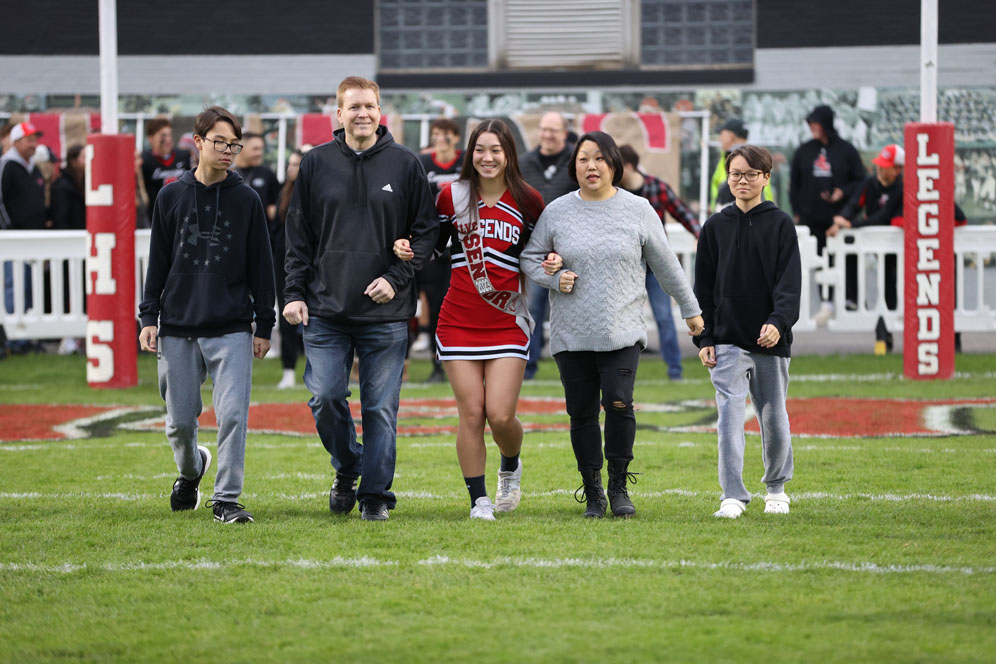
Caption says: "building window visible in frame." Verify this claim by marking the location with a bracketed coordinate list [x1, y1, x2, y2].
[641, 0, 754, 67]
[379, 0, 489, 71]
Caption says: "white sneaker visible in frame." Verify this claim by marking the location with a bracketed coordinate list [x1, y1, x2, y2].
[813, 301, 835, 327]
[469, 496, 496, 520]
[495, 459, 522, 513]
[764, 492, 791, 514]
[411, 332, 430, 352]
[713, 498, 747, 519]
[276, 371, 295, 390]
[57, 337, 80, 355]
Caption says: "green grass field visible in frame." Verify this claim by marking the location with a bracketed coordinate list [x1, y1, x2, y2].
[2, 352, 995, 663]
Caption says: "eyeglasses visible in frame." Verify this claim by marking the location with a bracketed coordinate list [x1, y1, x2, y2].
[728, 170, 764, 182]
[199, 136, 244, 154]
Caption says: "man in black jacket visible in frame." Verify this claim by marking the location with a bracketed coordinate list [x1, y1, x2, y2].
[790, 105, 865, 323]
[283, 76, 438, 522]
[1, 122, 46, 337]
[518, 112, 577, 378]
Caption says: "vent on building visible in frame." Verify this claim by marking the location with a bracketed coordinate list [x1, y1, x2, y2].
[492, 0, 639, 70]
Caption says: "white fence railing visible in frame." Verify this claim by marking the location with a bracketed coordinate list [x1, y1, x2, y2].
[2, 227, 995, 340]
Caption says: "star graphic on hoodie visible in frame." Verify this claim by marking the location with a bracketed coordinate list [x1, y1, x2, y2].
[215, 255, 221, 262]
[205, 205, 212, 212]
[224, 220, 230, 227]
[223, 246, 230, 252]
[183, 252, 190, 259]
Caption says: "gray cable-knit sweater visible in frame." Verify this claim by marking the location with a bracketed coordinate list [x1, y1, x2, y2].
[521, 189, 701, 354]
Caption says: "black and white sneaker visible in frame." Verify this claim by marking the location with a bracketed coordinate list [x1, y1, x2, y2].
[329, 473, 359, 515]
[170, 445, 212, 512]
[359, 501, 389, 521]
[207, 500, 254, 524]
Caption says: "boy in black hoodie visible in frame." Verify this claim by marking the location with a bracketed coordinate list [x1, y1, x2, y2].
[283, 77, 438, 522]
[139, 106, 276, 525]
[694, 145, 801, 519]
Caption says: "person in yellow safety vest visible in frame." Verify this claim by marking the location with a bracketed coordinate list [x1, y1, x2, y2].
[710, 118, 772, 213]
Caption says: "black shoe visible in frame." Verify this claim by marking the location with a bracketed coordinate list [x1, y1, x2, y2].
[329, 473, 359, 515]
[207, 500, 254, 523]
[170, 445, 212, 512]
[360, 501, 389, 521]
[426, 367, 446, 383]
[575, 468, 607, 518]
[607, 459, 639, 518]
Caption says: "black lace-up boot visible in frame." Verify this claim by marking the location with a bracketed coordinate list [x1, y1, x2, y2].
[574, 468, 607, 518]
[607, 459, 639, 517]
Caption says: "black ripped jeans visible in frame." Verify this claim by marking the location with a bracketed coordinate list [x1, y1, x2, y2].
[553, 344, 641, 471]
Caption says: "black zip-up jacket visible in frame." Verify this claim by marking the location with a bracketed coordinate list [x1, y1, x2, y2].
[139, 170, 276, 340]
[284, 126, 438, 323]
[693, 201, 801, 357]
[518, 144, 578, 205]
[789, 108, 865, 225]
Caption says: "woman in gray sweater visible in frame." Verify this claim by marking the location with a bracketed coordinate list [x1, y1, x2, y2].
[521, 131, 704, 518]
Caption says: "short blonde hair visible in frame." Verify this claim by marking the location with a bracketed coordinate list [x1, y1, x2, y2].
[337, 77, 380, 107]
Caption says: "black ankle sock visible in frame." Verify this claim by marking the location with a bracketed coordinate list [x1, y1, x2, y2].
[499, 453, 520, 473]
[464, 475, 487, 507]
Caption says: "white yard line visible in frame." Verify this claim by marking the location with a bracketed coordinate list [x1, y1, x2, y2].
[3, 490, 995, 503]
[2, 556, 992, 576]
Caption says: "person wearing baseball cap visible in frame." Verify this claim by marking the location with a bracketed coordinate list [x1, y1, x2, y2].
[829, 143, 905, 349]
[1, 121, 47, 230]
[1, 121, 47, 354]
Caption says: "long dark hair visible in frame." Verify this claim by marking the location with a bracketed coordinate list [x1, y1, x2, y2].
[64, 144, 85, 192]
[457, 118, 543, 224]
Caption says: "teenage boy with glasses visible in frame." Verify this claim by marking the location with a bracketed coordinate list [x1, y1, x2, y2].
[139, 106, 276, 524]
[694, 145, 801, 520]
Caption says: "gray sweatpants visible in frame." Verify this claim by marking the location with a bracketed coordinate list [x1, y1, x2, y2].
[708, 344, 793, 504]
[158, 332, 253, 503]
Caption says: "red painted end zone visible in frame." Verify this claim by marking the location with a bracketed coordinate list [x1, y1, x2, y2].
[0, 404, 120, 440]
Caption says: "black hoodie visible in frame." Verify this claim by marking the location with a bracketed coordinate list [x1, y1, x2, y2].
[789, 105, 866, 226]
[139, 170, 276, 339]
[284, 126, 438, 323]
[693, 201, 801, 357]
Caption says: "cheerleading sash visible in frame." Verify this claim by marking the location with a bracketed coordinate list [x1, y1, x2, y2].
[450, 181, 534, 334]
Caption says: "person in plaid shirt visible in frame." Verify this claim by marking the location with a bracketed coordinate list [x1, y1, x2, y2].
[619, 144, 700, 380]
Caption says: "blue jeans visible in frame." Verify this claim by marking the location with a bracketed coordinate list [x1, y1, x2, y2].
[3, 262, 33, 314]
[302, 317, 408, 509]
[646, 271, 682, 379]
[525, 278, 548, 378]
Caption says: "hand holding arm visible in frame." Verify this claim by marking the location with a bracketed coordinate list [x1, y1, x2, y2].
[543, 252, 563, 275]
[685, 315, 704, 336]
[393, 238, 414, 261]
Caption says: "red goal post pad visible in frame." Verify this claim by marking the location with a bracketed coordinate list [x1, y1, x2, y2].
[903, 122, 955, 380]
[85, 134, 137, 388]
